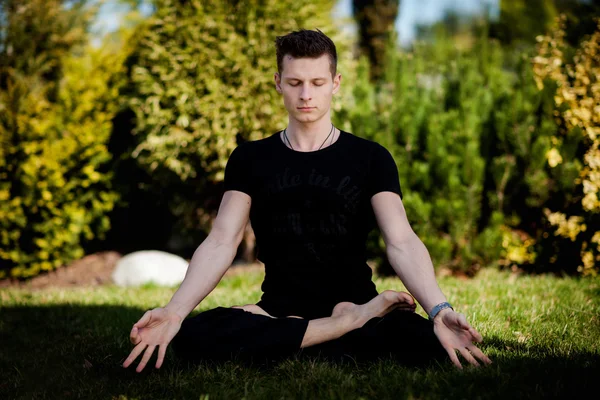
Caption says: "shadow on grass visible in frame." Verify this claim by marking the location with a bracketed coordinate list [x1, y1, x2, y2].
[0, 304, 598, 400]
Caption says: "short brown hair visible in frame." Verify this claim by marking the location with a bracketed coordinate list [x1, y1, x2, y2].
[275, 29, 337, 78]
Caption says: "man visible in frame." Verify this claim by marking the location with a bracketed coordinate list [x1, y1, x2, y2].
[122, 29, 491, 373]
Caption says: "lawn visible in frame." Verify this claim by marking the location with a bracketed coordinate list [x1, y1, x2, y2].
[1, 267, 599, 399]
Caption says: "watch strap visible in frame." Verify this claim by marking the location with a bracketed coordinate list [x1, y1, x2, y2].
[428, 302, 454, 321]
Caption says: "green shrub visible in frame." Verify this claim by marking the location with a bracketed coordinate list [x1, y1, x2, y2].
[0, 0, 123, 278]
[121, 0, 343, 234]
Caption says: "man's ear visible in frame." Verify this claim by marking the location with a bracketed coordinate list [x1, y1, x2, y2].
[332, 73, 342, 95]
[274, 72, 282, 93]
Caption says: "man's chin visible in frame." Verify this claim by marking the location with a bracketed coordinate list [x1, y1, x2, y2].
[292, 113, 321, 123]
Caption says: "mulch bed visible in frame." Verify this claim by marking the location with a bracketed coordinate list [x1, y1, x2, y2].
[0, 252, 264, 289]
[0, 251, 123, 289]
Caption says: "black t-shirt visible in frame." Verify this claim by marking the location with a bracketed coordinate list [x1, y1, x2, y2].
[223, 129, 403, 319]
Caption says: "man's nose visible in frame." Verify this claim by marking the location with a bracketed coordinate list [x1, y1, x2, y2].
[300, 84, 312, 100]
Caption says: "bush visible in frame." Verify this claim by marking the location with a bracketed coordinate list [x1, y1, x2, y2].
[532, 16, 600, 276]
[0, 0, 123, 278]
[120, 0, 343, 237]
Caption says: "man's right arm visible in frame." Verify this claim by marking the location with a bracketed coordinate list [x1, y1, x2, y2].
[164, 190, 251, 320]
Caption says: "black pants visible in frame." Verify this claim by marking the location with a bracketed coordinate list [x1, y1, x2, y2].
[171, 306, 449, 368]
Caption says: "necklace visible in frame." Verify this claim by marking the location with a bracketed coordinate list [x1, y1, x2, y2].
[283, 123, 335, 151]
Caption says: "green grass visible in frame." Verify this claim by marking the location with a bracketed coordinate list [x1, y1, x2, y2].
[1, 268, 599, 399]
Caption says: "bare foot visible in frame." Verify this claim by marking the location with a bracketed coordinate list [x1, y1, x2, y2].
[231, 304, 304, 319]
[331, 290, 416, 327]
[232, 304, 275, 318]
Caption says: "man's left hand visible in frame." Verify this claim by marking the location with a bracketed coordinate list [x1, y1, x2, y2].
[433, 308, 493, 369]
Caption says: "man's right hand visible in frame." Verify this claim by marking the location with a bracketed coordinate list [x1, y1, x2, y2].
[122, 307, 183, 372]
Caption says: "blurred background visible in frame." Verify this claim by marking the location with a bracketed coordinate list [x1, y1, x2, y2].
[1, 0, 599, 281]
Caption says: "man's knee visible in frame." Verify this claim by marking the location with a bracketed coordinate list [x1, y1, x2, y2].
[172, 306, 309, 364]
[378, 311, 449, 366]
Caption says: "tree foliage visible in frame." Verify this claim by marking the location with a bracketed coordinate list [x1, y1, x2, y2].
[352, 0, 400, 82]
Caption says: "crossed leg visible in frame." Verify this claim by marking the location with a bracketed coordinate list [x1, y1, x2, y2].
[171, 290, 425, 365]
[232, 290, 416, 348]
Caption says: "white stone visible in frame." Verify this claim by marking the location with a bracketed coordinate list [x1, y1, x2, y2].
[111, 250, 189, 287]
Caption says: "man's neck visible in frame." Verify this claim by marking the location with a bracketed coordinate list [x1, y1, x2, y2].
[284, 116, 337, 152]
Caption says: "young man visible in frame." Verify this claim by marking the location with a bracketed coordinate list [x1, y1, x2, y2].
[122, 29, 491, 372]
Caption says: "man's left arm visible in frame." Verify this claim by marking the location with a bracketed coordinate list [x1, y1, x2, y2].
[370, 192, 447, 315]
[371, 191, 492, 368]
